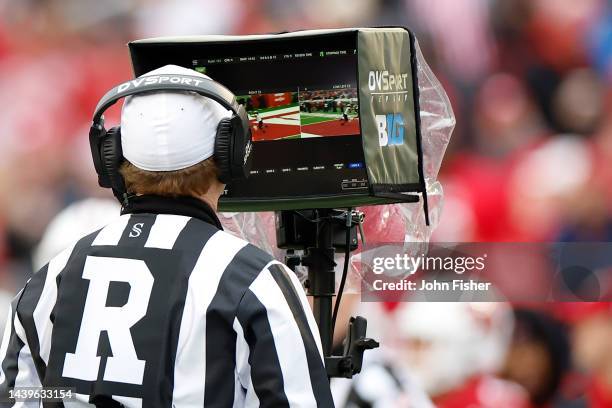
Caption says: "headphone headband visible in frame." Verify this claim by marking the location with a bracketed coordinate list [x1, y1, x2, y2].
[89, 72, 253, 201]
[93, 74, 240, 122]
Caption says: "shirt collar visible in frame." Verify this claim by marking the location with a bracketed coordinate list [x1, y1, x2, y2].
[121, 195, 223, 230]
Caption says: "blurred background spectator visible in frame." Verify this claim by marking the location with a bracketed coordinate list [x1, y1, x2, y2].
[1, 0, 611, 405]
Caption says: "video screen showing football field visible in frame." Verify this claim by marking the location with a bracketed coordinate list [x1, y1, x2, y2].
[299, 88, 359, 138]
[238, 92, 301, 141]
[238, 87, 359, 142]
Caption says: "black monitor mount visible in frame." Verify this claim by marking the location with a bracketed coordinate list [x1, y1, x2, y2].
[276, 208, 379, 378]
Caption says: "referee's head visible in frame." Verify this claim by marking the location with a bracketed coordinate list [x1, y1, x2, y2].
[118, 64, 232, 210]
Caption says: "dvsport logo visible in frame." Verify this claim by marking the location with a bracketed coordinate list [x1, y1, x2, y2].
[368, 70, 409, 92]
[116, 75, 206, 94]
[243, 140, 252, 165]
[376, 113, 405, 147]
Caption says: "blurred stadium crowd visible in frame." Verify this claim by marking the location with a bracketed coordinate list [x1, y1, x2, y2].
[0, 0, 611, 406]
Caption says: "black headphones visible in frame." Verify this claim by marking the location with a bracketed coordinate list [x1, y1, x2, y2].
[89, 73, 253, 204]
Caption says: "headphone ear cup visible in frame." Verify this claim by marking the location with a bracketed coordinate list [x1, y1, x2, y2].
[214, 118, 233, 184]
[233, 106, 253, 179]
[101, 127, 126, 193]
[90, 125, 111, 188]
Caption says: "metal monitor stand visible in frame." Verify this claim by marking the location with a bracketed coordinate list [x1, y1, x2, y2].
[276, 209, 379, 378]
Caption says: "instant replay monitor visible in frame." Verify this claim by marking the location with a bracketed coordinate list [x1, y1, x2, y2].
[129, 28, 427, 217]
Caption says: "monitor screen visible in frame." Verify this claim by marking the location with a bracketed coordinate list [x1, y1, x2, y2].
[130, 32, 413, 210]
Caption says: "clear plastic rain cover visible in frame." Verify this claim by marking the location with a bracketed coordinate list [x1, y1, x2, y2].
[220, 40, 455, 293]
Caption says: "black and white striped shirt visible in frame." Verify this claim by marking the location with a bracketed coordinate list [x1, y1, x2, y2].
[0, 195, 334, 407]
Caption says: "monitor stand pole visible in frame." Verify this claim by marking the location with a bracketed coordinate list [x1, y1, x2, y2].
[278, 209, 378, 378]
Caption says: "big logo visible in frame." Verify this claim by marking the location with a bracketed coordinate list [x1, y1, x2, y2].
[376, 113, 405, 146]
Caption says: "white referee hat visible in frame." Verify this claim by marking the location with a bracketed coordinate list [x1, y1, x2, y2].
[120, 64, 232, 171]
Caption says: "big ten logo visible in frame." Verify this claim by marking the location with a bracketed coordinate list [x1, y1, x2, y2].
[376, 113, 405, 147]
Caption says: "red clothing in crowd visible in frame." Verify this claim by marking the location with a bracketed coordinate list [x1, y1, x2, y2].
[435, 376, 530, 408]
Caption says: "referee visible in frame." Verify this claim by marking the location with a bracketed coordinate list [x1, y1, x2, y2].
[0, 65, 334, 407]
